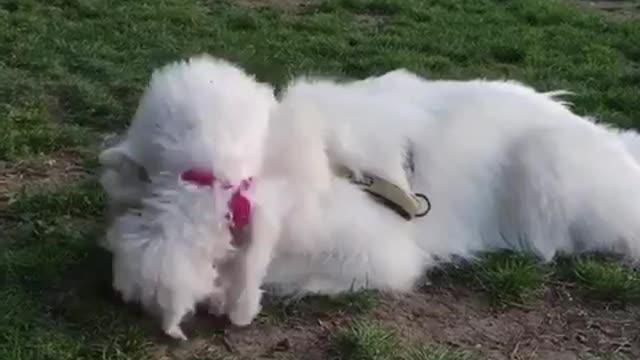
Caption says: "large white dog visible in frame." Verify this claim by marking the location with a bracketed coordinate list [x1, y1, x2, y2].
[100, 55, 640, 339]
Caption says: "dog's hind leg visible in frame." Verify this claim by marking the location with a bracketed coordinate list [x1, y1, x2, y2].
[161, 307, 188, 341]
[157, 290, 192, 341]
[501, 127, 640, 260]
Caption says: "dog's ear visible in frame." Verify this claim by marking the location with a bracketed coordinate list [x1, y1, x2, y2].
[99, 145, 150, 182]
[99, 146, 128, 169]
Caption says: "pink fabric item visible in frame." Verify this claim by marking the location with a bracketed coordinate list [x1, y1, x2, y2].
[180, 168, 253, 233]
[180, 168, 218, 187]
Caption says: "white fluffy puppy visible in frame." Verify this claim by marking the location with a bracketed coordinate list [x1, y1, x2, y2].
[224, 69, 640, 326]
[98, 55, 276, 339]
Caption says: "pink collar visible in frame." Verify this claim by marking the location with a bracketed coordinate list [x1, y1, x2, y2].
[180, 169, 253, 241]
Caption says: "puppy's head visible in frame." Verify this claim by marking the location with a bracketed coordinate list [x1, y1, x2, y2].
[125, 54, 277, 183]
[101, 54, 276, 235]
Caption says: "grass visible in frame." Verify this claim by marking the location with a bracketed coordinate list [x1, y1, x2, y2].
[0, 183, 155, 359]
[574, 257, 640, 303]
[451, 251, 640, 308]
[331, 320, 400, 360]
[471, 251, 546, 307]
[330, 321, 475, 360]
[1, 0, 640, 358]
[440, 250, 640, 309]
[435, 251, 547, 307]
[1, 103, 93, 161]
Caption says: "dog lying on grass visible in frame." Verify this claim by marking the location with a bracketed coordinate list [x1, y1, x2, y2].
[99, 54, 640, 340]
[99, 55, 276, 339]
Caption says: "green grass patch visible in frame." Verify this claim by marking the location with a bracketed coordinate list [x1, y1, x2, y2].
[573, 257, 640, 303]
[330, 322, 476, 360]
[444, 253, 640, 306]
[0, 102, 93, 161]
[2, 0, 639, 142]
[331, 320, 399, 360]
[475, 252, 545, 306]
[0, 183, 156, 359]
[0, 230, 153, 359]
[7, 180, 105, 222]
[450, 251, 546, 307]
[405, 346, 476, 360]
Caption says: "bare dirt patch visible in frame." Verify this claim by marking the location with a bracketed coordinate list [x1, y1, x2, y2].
[577, 0, 640, 18]
[142, 285, 640, 359]
[0, 152, 91, 207]
[376, 284, 640, 360]
[233, 0, 319, 12]
[147, 295, 353, 360]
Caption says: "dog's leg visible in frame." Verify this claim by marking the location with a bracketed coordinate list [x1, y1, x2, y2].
[161, 308, 188, 341]
[227, 207, 280, 326]
[207, 261, 234, 316]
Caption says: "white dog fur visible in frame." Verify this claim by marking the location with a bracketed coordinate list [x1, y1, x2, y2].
[99, 55, 277, 339]
[252, 71, 640, 298]
[100, 54, 640, 339]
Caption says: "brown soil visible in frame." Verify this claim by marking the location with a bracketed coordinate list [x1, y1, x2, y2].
[0, 152, 92, 240]
[378, 285, 640, 360]
[147, 283, 640, 359]
[0, 152, 91, 207]
[577, 0, 640, 18]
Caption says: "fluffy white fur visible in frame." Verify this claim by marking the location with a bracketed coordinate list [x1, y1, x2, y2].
[99, 55, 276, 339]
[100, 55, 640, 339]
[237, 69, 640, 321]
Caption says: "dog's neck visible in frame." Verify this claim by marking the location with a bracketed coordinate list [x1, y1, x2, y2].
[180, 169, 254, 241]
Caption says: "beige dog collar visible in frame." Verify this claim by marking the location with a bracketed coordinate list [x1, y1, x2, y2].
[131, 161, 430, 221]
[334, 166, 431, 221]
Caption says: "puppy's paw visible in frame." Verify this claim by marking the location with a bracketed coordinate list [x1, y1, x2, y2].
[228, 306, 261, 327]
[163, 324, 188, 341]
[228, 295, 261, 327]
